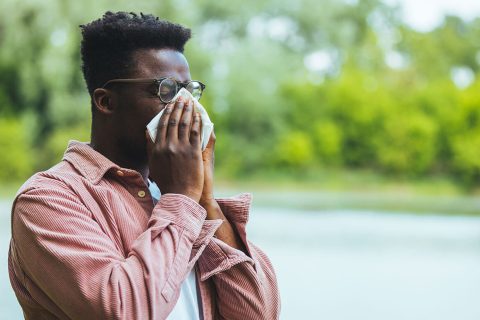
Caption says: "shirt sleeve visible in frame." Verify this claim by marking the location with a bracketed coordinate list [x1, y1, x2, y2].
[196, 193, 281, 320]
[10, 184, 218, 320]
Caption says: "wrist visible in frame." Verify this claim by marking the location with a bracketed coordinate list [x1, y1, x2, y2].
[199, 197, 217, 209]
[201, 199, 224, 221]
[162, 187, 201, 203]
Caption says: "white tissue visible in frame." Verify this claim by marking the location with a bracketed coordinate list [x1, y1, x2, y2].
[146, 88, 214, 150]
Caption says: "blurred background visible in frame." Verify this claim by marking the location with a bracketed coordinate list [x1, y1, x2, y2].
[0, 0, 479, 319]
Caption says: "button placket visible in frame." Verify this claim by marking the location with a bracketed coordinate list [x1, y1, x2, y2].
[114, 168, 150, 202]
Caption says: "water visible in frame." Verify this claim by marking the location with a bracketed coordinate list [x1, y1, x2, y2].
[249, 208, 480, 320]
[1, 200, 480, 320]
[0, 200, 22, 320]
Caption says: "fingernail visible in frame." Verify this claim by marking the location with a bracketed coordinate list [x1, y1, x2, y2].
[177, 96, 184, 103]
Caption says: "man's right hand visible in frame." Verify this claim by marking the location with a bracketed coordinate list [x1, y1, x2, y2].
[146, 96, 204, 202]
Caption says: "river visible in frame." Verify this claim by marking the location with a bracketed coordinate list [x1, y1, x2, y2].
[1, 199, 479, 319]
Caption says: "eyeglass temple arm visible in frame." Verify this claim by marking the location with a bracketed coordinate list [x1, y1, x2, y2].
[102, 78, 205, 90]
[102, 78, 158, 88]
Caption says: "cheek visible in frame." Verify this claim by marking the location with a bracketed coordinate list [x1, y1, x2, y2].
[145, 103, 161, 117]
[119, 96, 163, 125]
[144, 103, 167, 125]
[116, 88, 167, 128]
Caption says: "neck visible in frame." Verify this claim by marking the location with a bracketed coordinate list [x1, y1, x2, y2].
[90, 128, 149, 183]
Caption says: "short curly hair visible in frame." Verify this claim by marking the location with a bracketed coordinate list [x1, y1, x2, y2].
[80, 11, 191, 96]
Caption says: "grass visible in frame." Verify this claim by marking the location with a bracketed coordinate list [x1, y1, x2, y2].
[218, 167, 477, 194]
[215, 168, 480, 215]
[1, 169, 478, 215]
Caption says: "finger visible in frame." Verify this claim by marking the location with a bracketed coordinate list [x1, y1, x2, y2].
[202, 130, 215, 162]
[178, 99, 193, 141]
[205, 130, 216, 149]
[156, 103, 174, 145]
[189, 112, 202, 148]
[166, 96, 185, 142]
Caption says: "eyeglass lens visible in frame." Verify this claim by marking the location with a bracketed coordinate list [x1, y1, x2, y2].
[158, 78, 203, 103]
[186, 81, 202, 100]
[158, 78, 177, 102]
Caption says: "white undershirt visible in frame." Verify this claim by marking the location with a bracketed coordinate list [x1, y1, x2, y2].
[148, 180, 200, 320]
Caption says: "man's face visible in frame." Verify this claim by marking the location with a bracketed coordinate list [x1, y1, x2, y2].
[111, 48, 191, 163]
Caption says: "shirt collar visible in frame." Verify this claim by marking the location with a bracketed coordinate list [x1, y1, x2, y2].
[62, 140, 120, 184]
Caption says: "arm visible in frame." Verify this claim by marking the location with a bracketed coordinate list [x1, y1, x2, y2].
[11, 186, 214, 320]
[198, 194, 281, 320]
[200, 199, 245, 251]
[198, 131, 245, 252]
[198, 132, 281, 319]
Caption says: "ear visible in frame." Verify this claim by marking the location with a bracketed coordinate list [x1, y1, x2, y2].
[92, 88, 116, 115]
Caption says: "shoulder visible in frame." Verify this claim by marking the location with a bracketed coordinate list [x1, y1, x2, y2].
[17, 160, 86, 196]
[11, 160, 98, 234]
[13, 160, 89, 215]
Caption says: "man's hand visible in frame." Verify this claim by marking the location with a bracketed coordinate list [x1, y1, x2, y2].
[146, 97, 204, 202]
[198, 131, 246, 252]
[200, 131, 216, 207]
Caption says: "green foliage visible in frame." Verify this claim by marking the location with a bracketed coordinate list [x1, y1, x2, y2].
[0, 0, 479, 188]
[446, 80, 480, 183]
[277, 66, 479, 183]
[374, 113, 438, 174]
[0, 119, 34, 180]
[312, 121, 343, 164]
[38, 124, 90, 169]
[450, 130, 480, 183]
[274, 131, 315, 168]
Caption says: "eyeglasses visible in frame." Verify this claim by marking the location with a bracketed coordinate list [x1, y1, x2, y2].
[102, 77, 206, 103]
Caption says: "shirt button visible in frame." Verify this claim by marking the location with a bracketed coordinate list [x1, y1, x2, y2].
[116, 170, 124, 177]
[137, 190, 146, 198]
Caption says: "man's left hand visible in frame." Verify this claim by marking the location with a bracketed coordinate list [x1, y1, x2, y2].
[198, 130, 246, 251]
[200, 131, 216, 208]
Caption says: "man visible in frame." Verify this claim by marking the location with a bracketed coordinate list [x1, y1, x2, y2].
[8, 11, 280, 319]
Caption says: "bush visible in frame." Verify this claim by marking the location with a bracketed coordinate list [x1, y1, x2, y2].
[274, 131, 314, 168]
[446, 81, 480, 183]
[449, 130, 480, 183]
[313, 121, 343, 164]
[374, 112, 438, 175]
[0, 118, 34, 181]
[38, 124, 90, 169]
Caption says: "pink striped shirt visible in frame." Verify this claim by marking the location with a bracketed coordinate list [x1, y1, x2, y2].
[8, 141, 280, 319]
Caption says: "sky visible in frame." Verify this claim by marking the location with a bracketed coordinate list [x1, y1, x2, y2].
[387, 0, 480, 31]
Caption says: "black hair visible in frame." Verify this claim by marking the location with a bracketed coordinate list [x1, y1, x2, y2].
[80, 11, 191, 96]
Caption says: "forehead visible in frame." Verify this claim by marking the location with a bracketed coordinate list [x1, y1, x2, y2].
[130, 48, 191, 81]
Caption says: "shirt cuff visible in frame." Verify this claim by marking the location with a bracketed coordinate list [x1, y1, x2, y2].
[215, 193, 254, 257]
[215, 193, 252, 225]
[197, 237, 254, 281]
[150, 193, 207, 240]
[187, 219, 223, 269]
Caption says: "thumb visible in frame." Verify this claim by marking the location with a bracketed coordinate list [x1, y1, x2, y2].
[205, 130, 216, 149]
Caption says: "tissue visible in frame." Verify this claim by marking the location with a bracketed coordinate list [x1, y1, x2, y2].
[146, 88, 214, 150]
